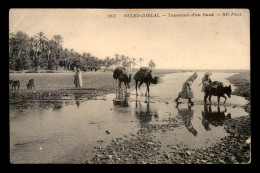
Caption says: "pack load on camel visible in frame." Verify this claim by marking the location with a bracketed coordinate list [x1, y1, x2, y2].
[113, 67, 131, 89]
[113, 67, 127, 79]
[134, 67, 159, 97]
[134, 67, 153, 82]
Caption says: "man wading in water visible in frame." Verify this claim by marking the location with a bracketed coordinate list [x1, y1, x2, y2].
[200, 72, 212, 103]
[175, 72, 198, 105]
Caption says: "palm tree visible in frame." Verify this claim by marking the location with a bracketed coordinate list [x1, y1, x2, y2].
[106, 56, 110, 67]
[115, 54, 120, 66]
[129, 59, 132, 73]
[148, 59, 156, 70]
[132, 58, 136, 72]
[139, 57, 144, 68]
[53, 35, 63, 46]
[9, 31, 30, 70]
[33, 32, 48, 70]
[126, 56, 130, 73]
[121, 55, 126, 67]
[63, 48, 70, 70]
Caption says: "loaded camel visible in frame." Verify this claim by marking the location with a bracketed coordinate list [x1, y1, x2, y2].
[113, 67, 132, 90]
[134, 67, 159, 97]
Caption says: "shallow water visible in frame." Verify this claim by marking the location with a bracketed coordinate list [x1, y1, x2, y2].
[9, 72, 249, 163]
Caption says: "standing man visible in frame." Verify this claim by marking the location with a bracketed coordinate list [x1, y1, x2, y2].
[175, 72, 198, 105]
[201, 72, 212, 103]
[74, 66, 83, 88]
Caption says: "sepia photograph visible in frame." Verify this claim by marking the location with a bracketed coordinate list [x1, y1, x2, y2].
[9, 8, 251, 164]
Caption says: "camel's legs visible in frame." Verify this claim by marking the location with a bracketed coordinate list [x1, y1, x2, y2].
[125, 81, 130, 89]
[135, 80, 138, 96]
[124, 82, 128, 95]
[138, 81, 144, 95]
[124, 82, 128, 89]
[145, 82, 150, 97]
[116, 79, 118, 99]
[119, 81, 122, 88]
[145, 83, 148, 96]
[209, 105, 212, 113]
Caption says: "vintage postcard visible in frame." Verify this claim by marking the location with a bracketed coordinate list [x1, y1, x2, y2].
[9, 8, 250, 164]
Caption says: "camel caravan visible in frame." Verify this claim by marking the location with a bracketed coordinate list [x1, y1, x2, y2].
[113, 67, 159, 96]
[113, 68, 232, 106]
[112, 66, 159, 105]
[9, 65, 232, 106]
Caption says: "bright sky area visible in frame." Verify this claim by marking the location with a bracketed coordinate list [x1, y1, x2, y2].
[9, 9, 250, 70]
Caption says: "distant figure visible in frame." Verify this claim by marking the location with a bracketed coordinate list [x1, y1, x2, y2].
[201, 72, 212, 103]
[177, 105, 198, 136]
[9, 80, 13, 89]
[10, 80, 20, 91]
[175, 72, 198, 105]
[27, 79, 35, 90]
[9, 80, 13, 90]
[74, 67, 83, 88]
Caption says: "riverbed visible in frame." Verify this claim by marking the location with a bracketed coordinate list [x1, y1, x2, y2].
[9, 72, 249, 164]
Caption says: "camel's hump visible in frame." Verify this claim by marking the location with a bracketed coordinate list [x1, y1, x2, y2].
[134, 70, 151, 80]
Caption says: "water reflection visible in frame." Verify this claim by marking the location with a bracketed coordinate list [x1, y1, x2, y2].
[75, 100, 80, 108]
[53, 101, 63, 111]
[135, 97, 159, 124]
[113, 88, 129, 107]
[74, 94, 83, 108]
[202, 105, 231, 129]
[74, 93, 91, 108]
[177, 104, 198, 136]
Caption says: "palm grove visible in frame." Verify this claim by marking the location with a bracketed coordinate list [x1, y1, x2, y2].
[9, 31, 156, 71]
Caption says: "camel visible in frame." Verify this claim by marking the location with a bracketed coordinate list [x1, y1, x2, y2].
[113, 67, 132, 89]
[134, 68, 159, 97]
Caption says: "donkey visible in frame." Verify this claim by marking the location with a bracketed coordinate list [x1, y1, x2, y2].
[27, 79, 35, 90]
[204, 81, 232, 105]
[10, 80, 20, 91]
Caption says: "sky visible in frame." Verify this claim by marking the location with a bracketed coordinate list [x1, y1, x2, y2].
[9, 9, 250, 70]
